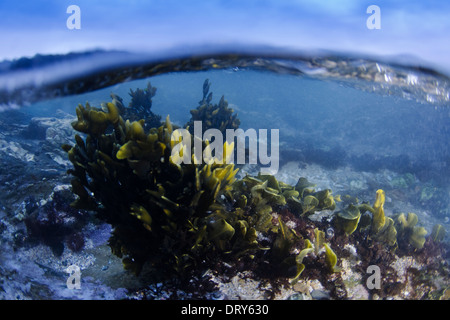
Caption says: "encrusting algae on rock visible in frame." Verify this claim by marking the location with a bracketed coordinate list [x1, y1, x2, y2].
[62, 81, 449, 299]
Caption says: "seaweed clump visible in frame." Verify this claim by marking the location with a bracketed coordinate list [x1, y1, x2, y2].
[186, 79, 240, 135]
[63, 81, 348, 283]
[63, 82, 448, 297]
[64, 82, 296, 279]
[64, 102, 236, 275]
[333, 189, 446, 253]
[111, 82, 161, 130]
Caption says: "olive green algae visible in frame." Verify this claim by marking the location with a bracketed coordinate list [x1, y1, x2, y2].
[1, 78, 448, 300]
[61, 81, 449, 299]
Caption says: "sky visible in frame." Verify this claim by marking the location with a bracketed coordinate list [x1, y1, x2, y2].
[0, 0, 449, 73]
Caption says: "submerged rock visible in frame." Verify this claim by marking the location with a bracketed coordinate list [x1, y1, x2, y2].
[310, 289, 331, 300]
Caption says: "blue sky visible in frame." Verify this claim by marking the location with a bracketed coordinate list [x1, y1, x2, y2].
[1, 0, 449, 72]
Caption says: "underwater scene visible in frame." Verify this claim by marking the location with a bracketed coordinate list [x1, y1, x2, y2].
[0, 1, 449, 302]
[0, 52, 449, 301]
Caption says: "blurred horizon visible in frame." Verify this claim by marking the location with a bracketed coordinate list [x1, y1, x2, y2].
[1, 0, 449, 73]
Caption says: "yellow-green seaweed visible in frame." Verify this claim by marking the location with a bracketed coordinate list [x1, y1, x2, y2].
[324, 243, 338, 273]
[372, 189, 386, 234]
[373, 217, 397, 247]
[395, 212, 427, 249]
[313, 227, 325, 255]
[65, 91, 248, 275]
[334, 204, 361, 235]
[430, 224, 446, 243]
[294, 177, 316, 198]
[186, 79, 240, 135]
[290, 247, 313, 285]
[409, 226, 427, 250]
[64, 81, 440, 287]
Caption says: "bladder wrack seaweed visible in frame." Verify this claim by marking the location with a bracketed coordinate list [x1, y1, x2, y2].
[63, 81, 447, 292]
